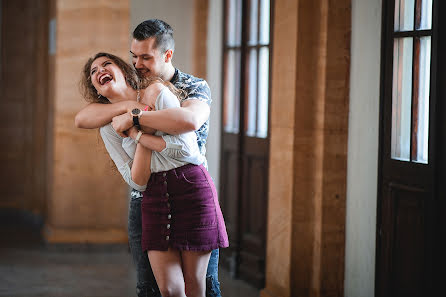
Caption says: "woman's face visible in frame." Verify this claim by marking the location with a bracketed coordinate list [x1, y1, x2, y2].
[90, 56, 127, 102]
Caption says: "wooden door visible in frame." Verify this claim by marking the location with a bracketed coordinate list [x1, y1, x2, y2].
[376, 0, 445, 295]
[219, 0, 272, 288]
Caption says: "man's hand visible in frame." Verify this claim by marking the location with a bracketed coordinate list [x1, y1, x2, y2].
[112, 113, 133, 137]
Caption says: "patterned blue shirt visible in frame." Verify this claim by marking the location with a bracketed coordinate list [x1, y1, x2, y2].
[170, 69, 211, 168]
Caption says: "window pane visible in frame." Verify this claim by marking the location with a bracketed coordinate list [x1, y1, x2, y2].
[248, 0, 258, 46]
[257, 47, 269, 138]
[391, 37, 413, 161]
[394, 0, 415, 31]
[227, 0, 242, 46]
[246, 49, 258, 137]
[412, 37, 430, 163]
[416, 0, 432, 30]
[259, 0, 270, 44]
[224, 50, 241, 133]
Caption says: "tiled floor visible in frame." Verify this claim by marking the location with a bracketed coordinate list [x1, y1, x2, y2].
[0, 219, 259, 297]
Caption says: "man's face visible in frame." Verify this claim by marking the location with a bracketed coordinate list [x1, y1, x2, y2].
[130, 37, 166, 79]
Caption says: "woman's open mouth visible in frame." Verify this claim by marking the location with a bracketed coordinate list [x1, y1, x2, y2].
[98, 73, 113, 85]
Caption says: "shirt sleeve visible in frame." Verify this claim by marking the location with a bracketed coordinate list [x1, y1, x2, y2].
[155, 87, 181, 110]
[159, 134, 204, 165]
[180, 79, 212, 106]
[99, 124, 147, 191]
[156, 88, 205, 165]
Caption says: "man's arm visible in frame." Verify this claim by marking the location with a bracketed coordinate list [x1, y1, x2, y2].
[112, 99, 210, 135]
[75, 100, 146, 129]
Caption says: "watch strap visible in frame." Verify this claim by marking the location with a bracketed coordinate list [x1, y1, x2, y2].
[132, 116, 140, 128]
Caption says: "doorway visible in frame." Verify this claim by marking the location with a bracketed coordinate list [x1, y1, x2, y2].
[376, 0, 446, 295]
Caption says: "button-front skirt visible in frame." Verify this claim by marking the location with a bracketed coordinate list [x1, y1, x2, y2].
[141, 164, 229, 251]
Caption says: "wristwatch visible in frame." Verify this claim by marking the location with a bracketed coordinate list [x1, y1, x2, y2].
[131, 108, 143, 129]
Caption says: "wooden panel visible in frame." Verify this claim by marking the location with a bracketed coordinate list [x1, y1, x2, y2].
[239, 137, 268, 286]
[378, 182, 433, 297]
[219, 133, 240, 271]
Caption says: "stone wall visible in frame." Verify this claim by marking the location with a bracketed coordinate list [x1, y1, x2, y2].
[44, 0, 130, 243]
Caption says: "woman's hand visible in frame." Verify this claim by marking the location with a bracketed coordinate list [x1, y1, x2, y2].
[127, 126, 139, 140]
[112, 113, 133, 137]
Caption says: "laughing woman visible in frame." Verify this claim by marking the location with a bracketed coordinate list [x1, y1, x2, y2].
[80, 52, 228, 297]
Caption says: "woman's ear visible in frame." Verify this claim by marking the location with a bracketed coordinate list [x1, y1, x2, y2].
[164, 49, 173, 63]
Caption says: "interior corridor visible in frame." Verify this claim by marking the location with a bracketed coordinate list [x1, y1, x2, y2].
[0, 211, 259, 297]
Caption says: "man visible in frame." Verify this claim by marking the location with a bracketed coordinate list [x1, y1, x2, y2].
[75, 19, 221, 297]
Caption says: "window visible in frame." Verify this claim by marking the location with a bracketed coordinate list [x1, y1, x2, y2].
[223, 0, 271, 138]
[391, 0, 433, 163]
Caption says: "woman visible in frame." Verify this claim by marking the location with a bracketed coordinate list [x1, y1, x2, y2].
[80, 52, 228, 297]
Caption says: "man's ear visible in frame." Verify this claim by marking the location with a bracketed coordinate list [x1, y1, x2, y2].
[164, 49, 173, 63]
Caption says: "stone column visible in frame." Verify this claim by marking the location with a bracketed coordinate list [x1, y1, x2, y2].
[44, 0, 131, 244]
[261, 0, 351, 296]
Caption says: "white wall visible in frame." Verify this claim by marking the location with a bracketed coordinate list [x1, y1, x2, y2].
[205, 0, 222, 189]
[344, 0, 382, 296]
[130, 0, 222, 187]
[130, 0, 194, 73]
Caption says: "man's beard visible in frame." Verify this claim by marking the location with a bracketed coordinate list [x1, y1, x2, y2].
[135, 67, 150, 79]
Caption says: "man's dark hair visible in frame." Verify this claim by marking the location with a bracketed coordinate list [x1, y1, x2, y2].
[133, 19, 175, 53]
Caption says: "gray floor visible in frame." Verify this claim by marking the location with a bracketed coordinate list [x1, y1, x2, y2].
[0, 224, 259, 297]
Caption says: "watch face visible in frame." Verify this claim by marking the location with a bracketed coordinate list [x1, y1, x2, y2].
[131, 108, 140, 116]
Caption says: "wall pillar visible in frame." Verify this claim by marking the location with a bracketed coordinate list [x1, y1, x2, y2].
[44, 0, 131, 244]
[261, 0, 351, 296]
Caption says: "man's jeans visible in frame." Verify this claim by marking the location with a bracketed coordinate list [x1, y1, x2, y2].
[128, 190, 222, 297]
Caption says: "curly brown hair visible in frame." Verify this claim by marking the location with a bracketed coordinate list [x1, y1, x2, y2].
[80, 52, 185, 103]
[80, 52, 139, 104]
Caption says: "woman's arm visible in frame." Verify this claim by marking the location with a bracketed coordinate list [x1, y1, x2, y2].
[75, 100, 146, 129]
[131, 143, 152, 187]
[99, 124, 146, 191]
[127, 128, 166, 153]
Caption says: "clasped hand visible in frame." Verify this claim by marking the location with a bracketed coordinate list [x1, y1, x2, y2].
[112, 113, 133, 137]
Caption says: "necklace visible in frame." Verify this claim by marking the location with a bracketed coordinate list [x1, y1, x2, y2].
[136, 90, 140, 103]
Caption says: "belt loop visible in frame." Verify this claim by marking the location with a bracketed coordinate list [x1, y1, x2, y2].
[172, 167, 180, 179]
[154, 172, 160, 183]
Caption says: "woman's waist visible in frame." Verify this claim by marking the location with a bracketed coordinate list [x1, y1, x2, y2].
[150, 152, 204, 173]
[149, 163, 205, 182]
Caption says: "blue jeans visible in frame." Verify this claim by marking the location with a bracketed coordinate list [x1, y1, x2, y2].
[128, 190, 221, 297]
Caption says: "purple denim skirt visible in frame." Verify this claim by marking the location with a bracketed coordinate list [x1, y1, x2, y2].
[141, 164, 229, 251]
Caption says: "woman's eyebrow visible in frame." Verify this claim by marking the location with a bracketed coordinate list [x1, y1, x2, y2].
[102, 60, 111, 66]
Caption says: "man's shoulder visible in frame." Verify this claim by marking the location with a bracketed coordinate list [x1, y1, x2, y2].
[173, 69, 209, 90]
[174, 69, 212, 105]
